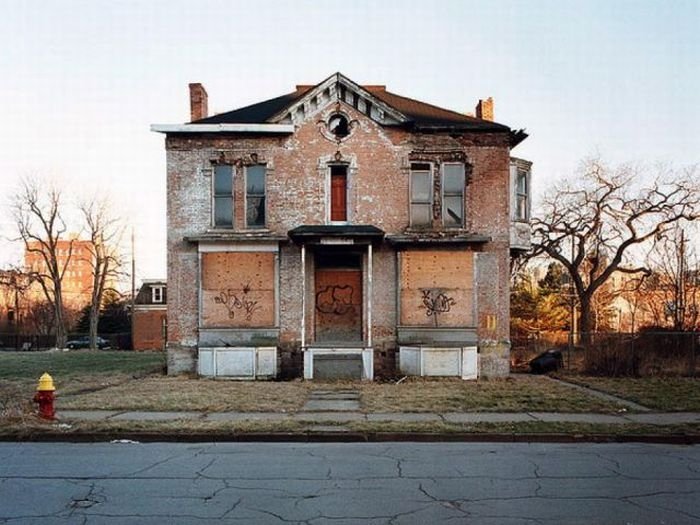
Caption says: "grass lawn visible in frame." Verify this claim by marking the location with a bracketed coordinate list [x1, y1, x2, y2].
[561, 376, 700, 411]
[0, 350, 165, 380]
[358, 375, 629, 413]
[0, 351, 645, 421]
[57, 377, 313, 412]
[0, 350, 166, 418]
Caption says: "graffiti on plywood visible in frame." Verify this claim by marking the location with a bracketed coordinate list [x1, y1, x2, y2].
[419, 289, 456, 317]
[214, 283, 261, 321]
[316, 285, 355, 315]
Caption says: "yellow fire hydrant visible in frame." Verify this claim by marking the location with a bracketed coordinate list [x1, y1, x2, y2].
[33, 372, 56, 420]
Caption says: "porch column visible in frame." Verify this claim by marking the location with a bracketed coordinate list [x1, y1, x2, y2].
[367, 243, 373, 348]
[301, 244, 306, 349]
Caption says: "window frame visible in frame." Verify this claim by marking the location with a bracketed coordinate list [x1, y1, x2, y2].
[328, 164, 349, 224]
[244, 164, 267, 229]
[441, 162, 465, 228]
[152, 286, 164, 304]
[212, 164, 234, 229]
[515, 167, 529, 222]
[409, 162, 433, 228]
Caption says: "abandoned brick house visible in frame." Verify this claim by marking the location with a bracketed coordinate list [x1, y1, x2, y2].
[131, 279, 167, 351]
[152, 72, 530, 380]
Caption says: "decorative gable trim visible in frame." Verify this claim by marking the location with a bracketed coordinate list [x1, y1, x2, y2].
[267, 72, 409, 127]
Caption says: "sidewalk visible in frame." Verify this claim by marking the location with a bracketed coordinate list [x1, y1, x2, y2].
[55, 408, 700, 426]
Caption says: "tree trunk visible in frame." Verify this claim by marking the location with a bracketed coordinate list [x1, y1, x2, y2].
[54, 294, 67, 348]
[89, 302, 99, 350]
[579, 295, 593, 346]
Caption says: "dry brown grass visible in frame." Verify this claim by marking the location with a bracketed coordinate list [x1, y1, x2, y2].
[560, 376, 700, 411]
[359, 375, 629, 413]
[57, 377, 313, 412]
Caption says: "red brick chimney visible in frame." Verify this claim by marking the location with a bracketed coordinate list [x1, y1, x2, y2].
[189, 83, 208, 122]
[475, 97, 494, 121]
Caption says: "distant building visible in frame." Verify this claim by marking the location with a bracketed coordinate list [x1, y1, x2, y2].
[24, 239, 95, 308]
[132, 280, 167, 351]
[0, 270, 32, 334]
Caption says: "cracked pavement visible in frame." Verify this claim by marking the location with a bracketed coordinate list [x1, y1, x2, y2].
[1, 442, 699, 523]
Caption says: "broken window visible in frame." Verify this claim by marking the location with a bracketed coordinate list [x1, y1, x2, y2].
[330, 165, 348, 222]
[213, 165, 233, 228]
[246, 165, 266, 228]
[410, 163, 432, 227]
[328, 114, 349, 138]
[442, 163, 465, 228]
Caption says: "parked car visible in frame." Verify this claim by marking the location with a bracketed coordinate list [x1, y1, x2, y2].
[66, 336, 112, 350]
[529, 349, 564, 374]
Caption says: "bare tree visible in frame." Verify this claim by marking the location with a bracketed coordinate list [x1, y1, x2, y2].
[80, 197, 125, 350]
[11, 179, 74, 348]
[641, 225, 700, 331]
[531, 159, 700, 340]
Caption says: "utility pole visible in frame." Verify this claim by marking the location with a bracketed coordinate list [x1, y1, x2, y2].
[131, 227, 135, 317]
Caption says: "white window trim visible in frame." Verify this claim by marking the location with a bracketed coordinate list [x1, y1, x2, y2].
[152, 286, 164, 304]
[515, 167, 530, 222]
[212, 165, 234, 229]
[441, 162, 465, 228]
[244, 165, 267, 229]
[409, 162, 433, 228]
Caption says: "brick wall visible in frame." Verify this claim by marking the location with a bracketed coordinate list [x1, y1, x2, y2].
[132, 309, 166, 351]
[164, 100, 514, 377]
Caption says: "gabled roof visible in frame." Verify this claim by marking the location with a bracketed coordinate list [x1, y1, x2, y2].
[194, 90, 310, 124]
[190, 72, 523, 139]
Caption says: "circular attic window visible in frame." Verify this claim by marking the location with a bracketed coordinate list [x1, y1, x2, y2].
[328, 114, 350, 138]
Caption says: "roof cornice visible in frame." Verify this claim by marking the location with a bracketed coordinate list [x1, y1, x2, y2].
[150, 123, 294, 134]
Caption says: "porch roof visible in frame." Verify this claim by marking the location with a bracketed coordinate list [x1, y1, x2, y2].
[288, 225, 385, 245]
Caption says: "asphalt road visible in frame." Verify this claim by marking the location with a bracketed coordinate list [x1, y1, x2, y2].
[1, 441, 699, 524]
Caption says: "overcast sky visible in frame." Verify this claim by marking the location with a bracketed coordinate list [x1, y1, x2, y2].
[1, 0, 698, 286]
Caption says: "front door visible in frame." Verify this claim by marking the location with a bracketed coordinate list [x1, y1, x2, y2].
[314, 252, 362, 343]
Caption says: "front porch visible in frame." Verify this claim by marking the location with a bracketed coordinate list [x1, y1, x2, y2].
[290, 225, 384, 381]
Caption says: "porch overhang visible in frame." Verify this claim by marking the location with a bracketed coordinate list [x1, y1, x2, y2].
[288, 225, 385, 245]
[386, 232, 491, 247]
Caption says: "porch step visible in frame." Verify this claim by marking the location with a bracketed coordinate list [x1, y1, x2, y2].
[301, 389, 361, 412]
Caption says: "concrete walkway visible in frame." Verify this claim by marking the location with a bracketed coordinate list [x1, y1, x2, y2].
[55, 409, 700, 426]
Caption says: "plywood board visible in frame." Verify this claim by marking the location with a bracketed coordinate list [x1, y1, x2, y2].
[201, 252, 275, 328]
[314, 269, 362, 342]
[400, 250, 474, 327]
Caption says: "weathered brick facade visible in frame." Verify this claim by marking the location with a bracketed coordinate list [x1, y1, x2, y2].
[154, 73, 528, 380]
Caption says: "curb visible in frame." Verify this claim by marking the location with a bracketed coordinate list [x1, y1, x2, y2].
[1, 431, 698, 445]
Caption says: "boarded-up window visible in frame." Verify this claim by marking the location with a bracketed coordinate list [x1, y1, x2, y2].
[201, 252, 275, 328]
[330, 165, 347, 222]
[399, 250, 474, 327]
[410, 163, 432, 227]
[442, 163, 465, 228]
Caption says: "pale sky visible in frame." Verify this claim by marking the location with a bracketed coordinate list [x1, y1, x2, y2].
[1, 0, 698, 287]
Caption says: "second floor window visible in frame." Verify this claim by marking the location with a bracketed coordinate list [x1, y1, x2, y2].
[442, 163, 465, 228]
[410, 163, 432, 227]
[246, 165, 266, 228]
[330, 165, 348, 222]
[213, 165, 233, 228]
[515, 168, 529, 221]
